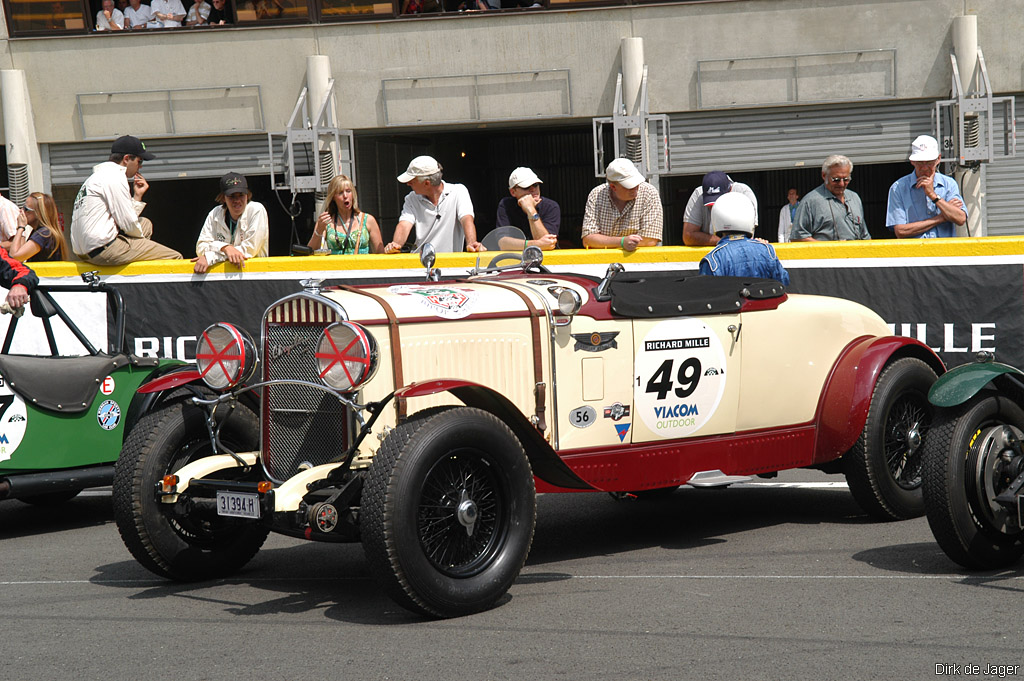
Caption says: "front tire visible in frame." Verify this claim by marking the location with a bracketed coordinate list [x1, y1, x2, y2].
[361, 407, 536, 618]
[112, 396, 269, 581]
[843, 357, 936, 520]
[922, 392, 1024, 569]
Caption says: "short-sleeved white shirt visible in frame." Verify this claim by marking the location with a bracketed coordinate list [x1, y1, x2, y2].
[684, 181, 759, 235]
[398, 182, 475, 253]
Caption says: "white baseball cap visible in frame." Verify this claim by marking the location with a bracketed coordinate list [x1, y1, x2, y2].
[605, 158, 645, 190]
[397, 155, 442, 183]
[909, 135, 940, 162]
[508, 167, 542, 189]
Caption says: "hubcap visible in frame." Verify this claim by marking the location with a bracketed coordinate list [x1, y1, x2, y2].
[457, 489, 478, 537]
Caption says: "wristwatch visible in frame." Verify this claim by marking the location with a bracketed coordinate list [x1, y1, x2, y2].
[529, 214, 540, 221]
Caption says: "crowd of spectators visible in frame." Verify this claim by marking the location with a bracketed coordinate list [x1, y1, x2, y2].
[94, 0, 233, 29]
[1, 132, 971, 276]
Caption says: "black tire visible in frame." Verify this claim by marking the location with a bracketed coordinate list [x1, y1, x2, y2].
[361, 407, 536, 618]
[112, 397, 269, 581]
[922, 392, 1024, 569]
[843, 357, 936, 520]
[19, 490, 82, 506]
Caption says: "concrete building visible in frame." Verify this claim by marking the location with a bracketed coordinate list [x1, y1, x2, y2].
[0, 0, 1021, 255]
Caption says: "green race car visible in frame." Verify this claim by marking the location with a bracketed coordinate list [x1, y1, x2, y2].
[0, 272, 185, 506]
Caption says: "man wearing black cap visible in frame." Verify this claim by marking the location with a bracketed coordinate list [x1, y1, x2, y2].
[70, 135, 182, 265]
[193, 172, 268, 273]
[681, 171, 758, 247]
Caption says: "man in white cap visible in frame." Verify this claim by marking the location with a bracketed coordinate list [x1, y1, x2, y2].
[885, 134, 967, 239]
[495, 167, 558, 250]
[581, 158, 662, 251]
[385, 155, 482, 254]
[682, 170, 758, 246]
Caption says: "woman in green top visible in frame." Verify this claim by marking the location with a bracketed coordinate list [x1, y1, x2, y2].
[307, 175, 385, 255]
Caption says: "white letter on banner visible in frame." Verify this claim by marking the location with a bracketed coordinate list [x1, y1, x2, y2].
[134, 337, 159, 357]
[971, 323, 996, 352]
[943, 323, 968, 352]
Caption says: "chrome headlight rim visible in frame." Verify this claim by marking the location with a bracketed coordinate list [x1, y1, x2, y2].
[557, 288, 583, 316]
[315, 321, 379, 392]
[195, 322, 258, 391]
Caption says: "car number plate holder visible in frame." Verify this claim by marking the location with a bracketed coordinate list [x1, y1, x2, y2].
[216, 490, 260, 519]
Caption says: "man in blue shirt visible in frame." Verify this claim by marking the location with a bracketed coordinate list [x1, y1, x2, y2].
[886, 135, 967, 238]
[699, 192, 789, 286]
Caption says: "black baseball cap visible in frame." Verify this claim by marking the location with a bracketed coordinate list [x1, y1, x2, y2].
[220, 172, 249, 196]
[111, 135, 155, 160]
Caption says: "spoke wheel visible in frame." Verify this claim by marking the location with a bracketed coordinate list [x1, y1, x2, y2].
[922, 391, 1024, 569]
[844, 357, 937, 520]
[361, 407, 535, 618]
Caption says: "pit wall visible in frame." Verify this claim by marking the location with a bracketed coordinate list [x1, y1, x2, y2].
[24, 236, 1024, 369]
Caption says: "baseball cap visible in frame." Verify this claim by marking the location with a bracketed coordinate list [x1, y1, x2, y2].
[508, 167, 542, 189]
[397, 155, 442, 183]
[220, 172, 249, 196]
[605, 158, 645, 190]
[909, 135, 940, 161]
[111, 135, 155, 161]
[701, 171, 732, 206]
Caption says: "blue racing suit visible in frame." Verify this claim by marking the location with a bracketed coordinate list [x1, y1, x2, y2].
[698, 234, 789, 286]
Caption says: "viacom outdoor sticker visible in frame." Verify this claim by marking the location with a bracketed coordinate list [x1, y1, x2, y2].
[0, 380, 28, 463]
[634, 319, 727, 438]
[388, 285, 478, 319]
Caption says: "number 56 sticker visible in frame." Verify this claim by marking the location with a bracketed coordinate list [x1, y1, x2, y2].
[634, 319, 727, 437]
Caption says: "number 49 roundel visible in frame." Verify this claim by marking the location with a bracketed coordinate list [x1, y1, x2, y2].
[634, 318, 728, 438]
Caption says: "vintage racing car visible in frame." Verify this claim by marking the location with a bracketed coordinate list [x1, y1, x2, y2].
[113, 233, 944, 617]
[0, 273, 183, 506]
[922, 352, 1024, 568]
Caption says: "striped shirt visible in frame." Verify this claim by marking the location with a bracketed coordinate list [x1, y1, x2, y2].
[581, 182, 663, 243]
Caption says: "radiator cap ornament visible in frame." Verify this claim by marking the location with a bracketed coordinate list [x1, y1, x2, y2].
[300, 278, 324, 294]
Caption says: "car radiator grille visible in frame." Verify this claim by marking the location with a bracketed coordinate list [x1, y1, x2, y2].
[262, 317, 350, 483]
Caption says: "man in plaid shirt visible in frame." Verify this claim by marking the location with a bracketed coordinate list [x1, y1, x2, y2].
[581, 158, 663, 251]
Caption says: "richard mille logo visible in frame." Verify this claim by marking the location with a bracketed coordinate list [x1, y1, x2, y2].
[269, 334, 311, 360]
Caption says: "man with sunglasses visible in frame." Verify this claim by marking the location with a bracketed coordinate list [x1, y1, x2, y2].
[70, 135, 182, 265]
[790, 155, 869, 242]
[885, 135, 967, 239]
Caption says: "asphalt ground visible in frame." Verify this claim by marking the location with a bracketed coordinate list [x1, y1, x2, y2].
[2, 471, 1022, 681]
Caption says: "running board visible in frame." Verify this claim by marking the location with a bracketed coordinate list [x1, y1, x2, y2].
[685, 470, 753, 488]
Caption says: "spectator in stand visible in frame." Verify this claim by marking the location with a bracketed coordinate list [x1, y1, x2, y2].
[0, 194, 20, 245]
[581, 157, 663, 251]
[307, 175, 384, 255]
[401, 0, 440, 13]
[385, 156, 482, 254]
[700, 193, 789, 285]
[186, 0, 212, 24]
[124, 0, 153, 28]
[886, 134, 967, 239]
[495, 167, 558, 250]
[151, 0, 186, 26]
[682, 171, 758, 246]
[5, 192, 69, 262]
[194, 172, 268, 273]
[95, 0, 125, 30]
[777, 187, 798, 243]
[791, 155, 869, 242]
[207, 0, 231, 23]
[70, 135, 182, 265]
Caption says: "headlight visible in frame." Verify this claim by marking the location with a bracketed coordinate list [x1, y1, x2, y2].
[557, 288, 582, 316]
[316, 321, 379, 392]
[196, 323, 258, 390]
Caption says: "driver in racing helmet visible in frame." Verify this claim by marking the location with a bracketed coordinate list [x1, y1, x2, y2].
[698, 192, 789, 286]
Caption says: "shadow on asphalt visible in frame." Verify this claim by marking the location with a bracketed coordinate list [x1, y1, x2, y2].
[852, 541, 1024, 589]
[0, 493, 113, 538]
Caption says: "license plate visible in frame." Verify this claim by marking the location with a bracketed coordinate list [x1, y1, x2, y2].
[216, 491, 260, 519]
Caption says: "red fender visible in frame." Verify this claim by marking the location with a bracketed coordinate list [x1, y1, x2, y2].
[137, 368, 202, 394]
[813, 335, 944, 463]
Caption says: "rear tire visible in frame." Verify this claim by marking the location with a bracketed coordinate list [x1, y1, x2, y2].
[112, 397, 269, 581]
[843, 357, 936, 520]
[361, 407, 536, 618]
[922, 392, 1024, 569]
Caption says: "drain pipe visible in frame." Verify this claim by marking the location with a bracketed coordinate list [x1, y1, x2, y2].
[307, 55, 339, 205]
[620, 37, 644, 165]
[952, 15, 983, 237]
[0, 70, 44, 204]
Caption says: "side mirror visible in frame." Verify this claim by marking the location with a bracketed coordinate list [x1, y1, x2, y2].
[419, 243, 436, 270]
[522, 245, 543, 271]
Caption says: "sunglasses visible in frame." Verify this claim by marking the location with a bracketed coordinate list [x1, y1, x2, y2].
[829, 176, 852, 184]
[23, 206, 34, 212]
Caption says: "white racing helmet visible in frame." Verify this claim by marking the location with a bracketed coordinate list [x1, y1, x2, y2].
[710, 192, 756, 236]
